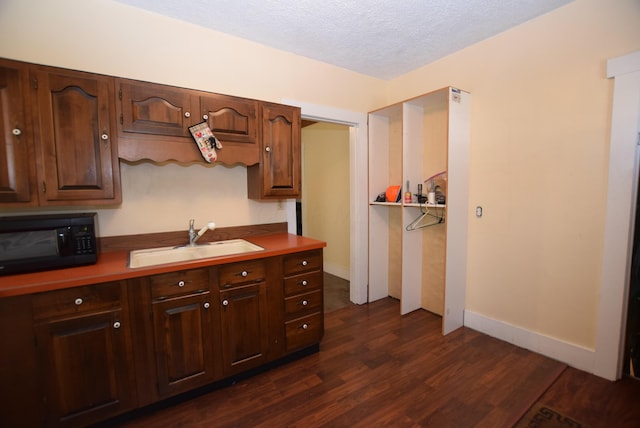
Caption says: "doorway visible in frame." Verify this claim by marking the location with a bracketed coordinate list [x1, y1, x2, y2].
[299, 121, 351, 311]
[282, 99, 369, 305]
[624, 167, 640, 378]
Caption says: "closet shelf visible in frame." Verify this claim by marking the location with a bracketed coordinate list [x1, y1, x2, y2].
[370, 202, 401, 206]
[369, 202, 446, 208]
[404, 203, 446, 208]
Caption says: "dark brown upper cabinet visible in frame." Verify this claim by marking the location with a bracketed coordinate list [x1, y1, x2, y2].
[200, 93, 260, 165]
[0, 58, 37, 205]
[31, 65, 121, 205]
[116, 79, 260, 166]
[0, 59, 301, 203]
[1, 59, 122, 207]
[248, 102, 301, 199]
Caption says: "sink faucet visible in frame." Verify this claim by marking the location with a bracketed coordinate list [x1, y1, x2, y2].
[188, 219, 216, 246]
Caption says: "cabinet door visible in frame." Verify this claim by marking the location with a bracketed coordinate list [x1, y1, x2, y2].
[200, 93, 259, 165]
[152, 292, 218, 397]
[35, 309, 135, 427]
[0, 59, 36, 204]
[219, 282, 269, 375]
[248, 103, 301, 199]
[32, 66, 120, 204]
[118, 79, 196, 137]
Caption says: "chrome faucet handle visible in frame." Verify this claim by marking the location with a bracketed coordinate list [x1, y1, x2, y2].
[188, 219, 197, 246]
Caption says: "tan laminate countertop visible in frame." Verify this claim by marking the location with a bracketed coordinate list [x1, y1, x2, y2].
[0, 233, 326, 298]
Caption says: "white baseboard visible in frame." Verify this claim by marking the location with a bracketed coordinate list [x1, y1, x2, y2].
[323, 261, 350, 281]
[464, 310, 596, 374]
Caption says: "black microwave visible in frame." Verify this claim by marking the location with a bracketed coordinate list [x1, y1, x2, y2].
[0, 213, 98, 276]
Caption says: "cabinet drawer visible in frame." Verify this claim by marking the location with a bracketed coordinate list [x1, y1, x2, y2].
[283, 271, 322, 297]
[284, 290, 322, 316]
[150, 268, 210, 299]
[285, 312, 323, 352]
[32, 282, 122, 321]
[283, 250, 323, 275]
[218, 260, 265, 289]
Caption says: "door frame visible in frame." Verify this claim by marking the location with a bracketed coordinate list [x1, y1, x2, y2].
[282, 99, 368, 305]
[597, 50, 640, 380]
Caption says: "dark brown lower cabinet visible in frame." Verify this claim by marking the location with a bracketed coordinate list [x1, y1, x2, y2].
[219, 281, 269, 375]
[34, 308, 135, 427]
[151, 291, 219, 396]
[0, 250, 323, 427]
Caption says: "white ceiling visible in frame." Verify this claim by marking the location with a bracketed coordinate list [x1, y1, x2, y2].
[114, 0, 572, 80]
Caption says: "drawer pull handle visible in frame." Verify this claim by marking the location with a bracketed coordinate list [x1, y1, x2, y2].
[301, 280, 308, 286]
[101, 133, 109, 141]
[301, 260, 308, 266]
[301, 323, 309, 330]
[177, 281, 185, 287]
[241, 271, 248, 277]
[74, 298, 83, 306]
[222, 299, 229, 306]
[301, 300, 309, 306]
[12, 128, 22, 136]
[203, 302, 210, 309]
[113, 321, 121, 329]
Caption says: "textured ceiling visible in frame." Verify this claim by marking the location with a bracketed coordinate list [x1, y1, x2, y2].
[114, 0, 572, 80]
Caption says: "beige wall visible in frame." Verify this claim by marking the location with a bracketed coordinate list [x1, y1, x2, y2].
[389, 0, 640, 350]
[0, 0, 383, 236]
[301, 123, 350, 279]
[2, 0, 640, 361]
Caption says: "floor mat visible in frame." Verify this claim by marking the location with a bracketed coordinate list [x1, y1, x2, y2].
[514, 402, 589, 428]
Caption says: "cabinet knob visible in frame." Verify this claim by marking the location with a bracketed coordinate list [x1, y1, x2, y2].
[301, 300, 309, 306]
[241, 271, 248, 277]
[203, 302, 210, 309]
[184, 111, 191, 118]
[301, 280, 308, 286]
[202, 114, 208, 120]
[302, 260, 308, 266]
[222, 299, 229, 306]
[113, 321, 121, 329]
[301, 323, 309, 330]
[265, 146, 271, 152]
[177, 280, 185, 287]
[101, 133, 109, 140]
[12, 128, 21, 136]
[74, 298, 83, 306]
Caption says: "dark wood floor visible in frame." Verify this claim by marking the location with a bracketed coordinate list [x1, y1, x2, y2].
[323, 272, 350, 313]
[104, 296, 640, 427]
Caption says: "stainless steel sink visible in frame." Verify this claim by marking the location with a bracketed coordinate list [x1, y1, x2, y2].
[129, 239, 264, 268]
